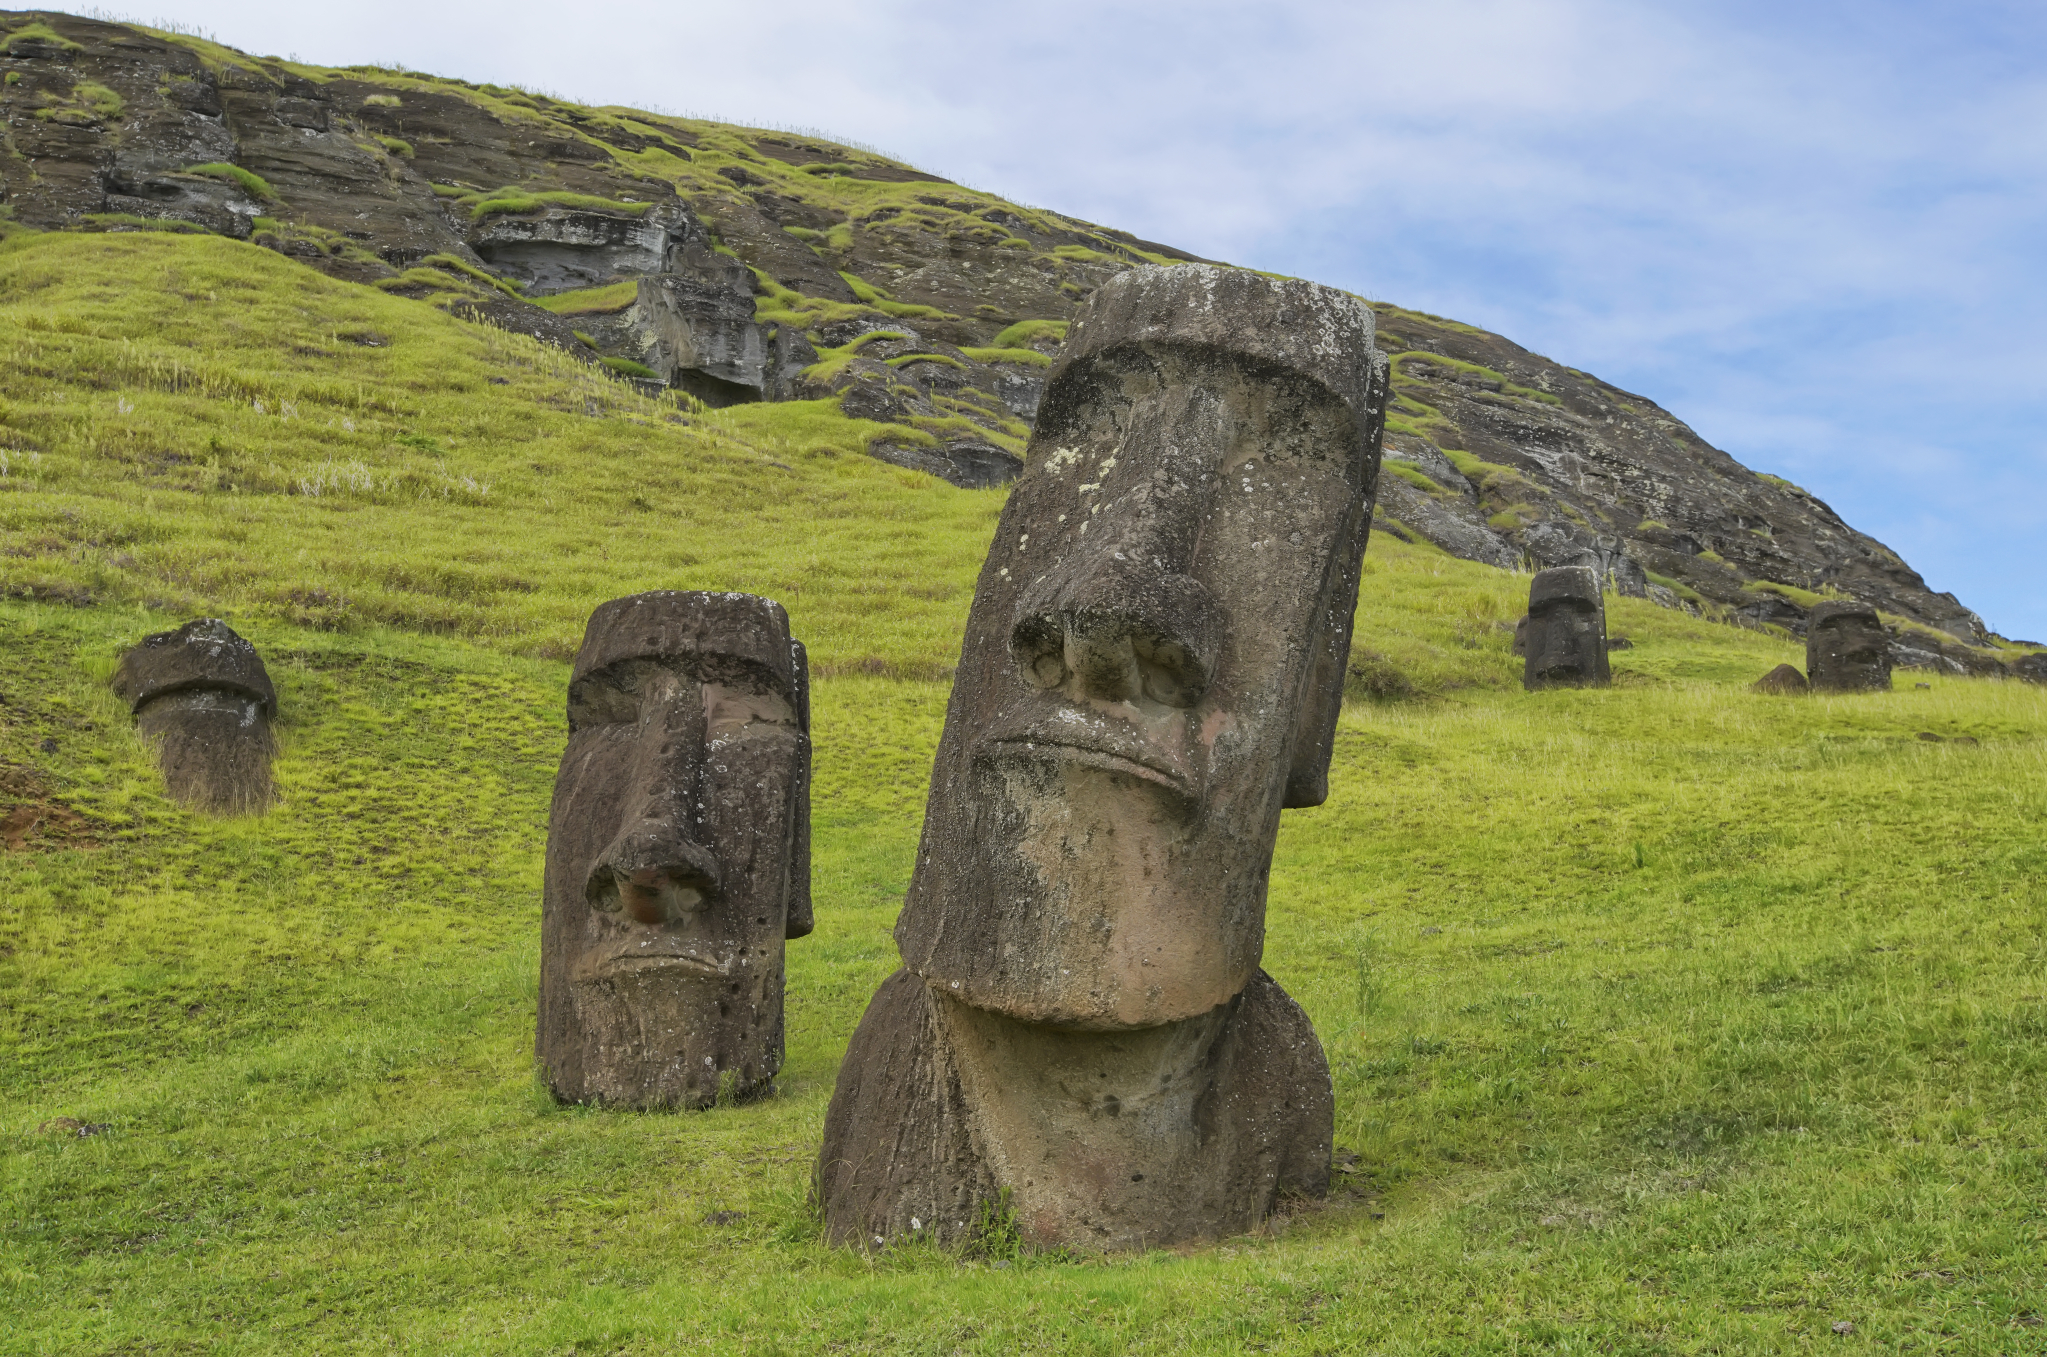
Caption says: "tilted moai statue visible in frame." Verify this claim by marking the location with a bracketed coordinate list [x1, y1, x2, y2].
[1806, 600, 1890, 692]
[113, 619, 277, 814]
[538, 591, 813, 1109]
[816, 265, 1389, 1251]
[1522, 566, 1611, 690]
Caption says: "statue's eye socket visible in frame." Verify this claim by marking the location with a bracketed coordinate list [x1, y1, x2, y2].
[1026, 652, 1067, 688]
[1011, 615, 1067, 690]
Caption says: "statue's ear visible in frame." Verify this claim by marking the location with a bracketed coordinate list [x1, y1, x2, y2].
[1284, 494, 1371, 809]
[785, 638, 813, 940]
[1284, 367, 1385, 810]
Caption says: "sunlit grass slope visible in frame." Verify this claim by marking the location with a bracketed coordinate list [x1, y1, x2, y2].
[0, 230, 999, 676]
[4, 230, 2047, 1353]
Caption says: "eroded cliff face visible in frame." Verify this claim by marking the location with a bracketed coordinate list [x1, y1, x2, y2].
[1364, 308, 1998, 658]
[0, 10, 2020, 664]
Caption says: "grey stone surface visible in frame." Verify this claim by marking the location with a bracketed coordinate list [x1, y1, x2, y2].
[112, 619, 276, 814]
[470, 205, 685, 294]
[1567, 536, 1647, 598]
[818, 265, 1385, 1251]
[538, 591, 812, 1110]
[1523, 566, 1611, 690]
[1807, 600, 1892, 692]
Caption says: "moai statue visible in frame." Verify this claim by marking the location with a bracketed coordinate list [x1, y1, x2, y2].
[816, 265, 1389, 1251]
[538, 591, 813, 1109]
[1522, 566, 1611, 690]
[1806, 600, 1891, 692]
[113, 619, 277, 814]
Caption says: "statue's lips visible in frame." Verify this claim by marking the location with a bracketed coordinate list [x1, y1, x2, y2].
[586, 935, 735, 980]
[975, 706, 1200, 805]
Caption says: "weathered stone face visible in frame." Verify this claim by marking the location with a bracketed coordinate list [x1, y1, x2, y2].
[819, 266, 1383, 1251]
[1807, 600, 1891, 692]
[1523, 566, 1611, 690]
[113, 619, 276, 814]
[894, 265, 1388, 1031]
[538, 591, 812, 1109]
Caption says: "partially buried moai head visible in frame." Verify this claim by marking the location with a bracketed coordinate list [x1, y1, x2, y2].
[538, 591, 812, 1109]
[1523, 566, 1611, 691]
[1806, 600, 1890, 692]
[892, 264, 1390, 1031]
[113, 619, 277, 814]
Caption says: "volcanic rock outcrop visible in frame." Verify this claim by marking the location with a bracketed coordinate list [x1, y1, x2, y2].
[816, 266, 1386, 1250]
[112, 618, 277, 813]
[538, 591, 813, 1109]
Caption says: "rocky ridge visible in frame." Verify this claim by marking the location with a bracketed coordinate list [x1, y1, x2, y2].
[0, 9, 2032, 671]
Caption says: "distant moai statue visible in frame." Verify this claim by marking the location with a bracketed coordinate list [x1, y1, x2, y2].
[1806, 600, 1890, 692]
[1752, 664, 1810, 694]
[816, 265, 1389, 1252]
[113, 619, 277, 813]
[1522, 566, 1611, 690]
[538, 591, 812, 1109]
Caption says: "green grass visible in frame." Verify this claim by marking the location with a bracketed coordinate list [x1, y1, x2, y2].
[415, 252, 525, 298]
[456, 189, 653, 222]
[181, 163, 279, 202]
[0, 231, 1002, 670]
[990, 319, 1069, 349]
[1382, 459, 1451, 497]
[600, 355, 660, 380]
[80, 214, 209, 235]
[838, 271, 957, 322]
[1750, 579, 1835, 609]
[1392, 350, 1563, 407]
[375, 135, 416, 159]
[0, 20, 80, 54]
[532, 280, 640, 316]
[5, 227, 2047, 1352]
[958, 346, 1053, 368]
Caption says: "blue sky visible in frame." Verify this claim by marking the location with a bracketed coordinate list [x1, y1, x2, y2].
[131, 0, 2047, 639]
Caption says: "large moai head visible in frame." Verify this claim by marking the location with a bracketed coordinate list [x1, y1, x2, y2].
[893, 265, 1389, 1031]
[113, 619, 277, 814]
[1806, 600, 1890, 692]
[1522, 566, 1611, 690]
[538, 591, 812, 1109]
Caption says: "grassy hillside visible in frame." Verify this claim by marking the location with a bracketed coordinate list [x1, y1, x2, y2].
[0, 230, 999, 675]
[4, 229, 2047, 1353]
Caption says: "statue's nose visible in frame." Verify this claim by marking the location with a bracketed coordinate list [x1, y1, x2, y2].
[1012, 565, 1220, 708]
[586, 826, 721, 925]
[583, 670, 722, 925]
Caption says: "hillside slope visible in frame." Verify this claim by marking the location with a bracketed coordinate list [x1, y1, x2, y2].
[0, 9, 2029, 677]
